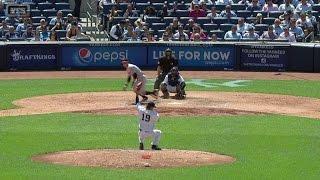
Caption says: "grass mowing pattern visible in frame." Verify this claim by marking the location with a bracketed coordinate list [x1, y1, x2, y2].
[0, 113, 320, 179]
[1, 79, 320, 110]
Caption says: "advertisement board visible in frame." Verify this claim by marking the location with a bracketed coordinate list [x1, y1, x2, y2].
[314, 45, 320, 72]
[240, 44, 289, 71]
[0, 44, 5, 70]
[7, 44, 58, 70]
[61, 43, 148, 69]
[147, 43, 235, 70]
[288, 44, 314, 72]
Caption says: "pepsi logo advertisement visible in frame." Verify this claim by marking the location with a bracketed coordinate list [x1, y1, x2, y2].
[61, 44, 148, 68]
[7, 44, 58, 70]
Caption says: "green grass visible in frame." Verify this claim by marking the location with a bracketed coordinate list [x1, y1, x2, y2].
[0, 113, 320, 179]
[1, 78, 320, 110]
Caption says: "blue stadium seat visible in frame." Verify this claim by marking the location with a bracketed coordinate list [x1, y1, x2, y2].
[163, 17, 175, 25]
[236, 10, 252, 18]
[32, 16, 46, 23]
[312, 4, 320, 11]
[254, 24, 269, 34]
[246, 17, 257, 24]
[252, 11, 268, 17]
[178, 17, 190, 25]
[55, 3, 70, 10]
[135, 3, 150, 13]
[263, 17, 276, 25]
[195, 17, 211, 26]
[151, 3, 164, 10]
[151, 23, 167, 32]
[127, 17, 139, 25]
[230, 17, 241, 24]
[61, 9, 73, 15]
[30, 9, 41, 16]
[215, 5, 226, 11]
[118, 3, 129, 11]
[103, 4, 116, 15]
[231, 4, 246, 11]
[42, 9, 57, 17]
[37, 2, 53, 11]
[23, 2, 36, 9]
[56, 30, 67, 40]
[157, 29, 165, 38]
[268, 11, 283, 18]
[176, 10, 189, 17]
[209, 30, 225, 39]
[211, 17, 229, 25]
[202, 23, 219, 32]
[110, 17, 125, 25]
[176, 4, 189, 10]
[145, 17, 161, 25]
[48, 0, 69, 3]
[220, 24, 234, 32]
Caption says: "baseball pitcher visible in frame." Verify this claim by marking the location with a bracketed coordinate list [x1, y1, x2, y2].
[136, 101, 162, 150]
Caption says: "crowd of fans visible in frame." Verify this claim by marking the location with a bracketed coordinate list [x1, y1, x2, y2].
[98, 0, 319, 42]
[0, 1, 90, 41]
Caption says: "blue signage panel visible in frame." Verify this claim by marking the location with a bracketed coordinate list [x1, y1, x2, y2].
[7, 44, 58, 70]
[147, 43, 235, 70]
[240, 45, 289, 71]
[61, 43, 147, 69]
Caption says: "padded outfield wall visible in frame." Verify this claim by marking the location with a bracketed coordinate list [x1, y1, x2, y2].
[0, 42, 318, 72]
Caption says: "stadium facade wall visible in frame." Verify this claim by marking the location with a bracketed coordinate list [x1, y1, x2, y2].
[0, 42, 318, 72]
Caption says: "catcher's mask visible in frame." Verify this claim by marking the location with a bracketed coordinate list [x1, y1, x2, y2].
[146, 102, 156, 109]
[170, 66, 179, 75]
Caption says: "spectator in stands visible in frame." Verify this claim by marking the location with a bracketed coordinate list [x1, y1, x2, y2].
[185, 19, 196, 33]
[220, 5, 237, 18]
[278, 26, 296, 42]
[0, 2, 5, 16]
[247, 0, 262, 12]
[36, 19, 49, 41]
[157, 3, 170, 19]
[281, 11, 291, 27]
[5, 16, 19, 26]
[237, 17, 251, 35]
[0, 20, 9, 37]
[164, 26, 174, 39]
[200, 0, 214, 4]
[190, 25, 207, 41]
[49, 11, 65, 29]
[123, 3, 138, 18]
[51, 22, 63, 31]
[109, 19, 126, 41]
[211, 34, 218, 41]
[124, 25, 137, 41]
[207, 6, 220, 19]
[173, 25, 189, 41]
[49, 30, 58, 41]
[216, 0, 234, 5]
[200, 2, 209, 12]
[296, 12, 313, 30]
[252, 13, 263, 25]
[66, 13, 76, 27]
[262, 0, 279, 12]
[273, 18, 284, 36]
[295, 0, 312, 12]
[134, 18, 145, 39]
[289, 18, 304, 41]
[16, 17, 31, 37]
[238, 0, 249, 5]
[159, 32, 172, 41]
[143, 32, 156, 42]
[143, 6, 157, 21]
[66, 21, 89, 41]
[73, 0, 82, 21]
[5, 26, 17, 40]
[192, 33, 202, 41]
[224, 25, 241, 40]
[260, 25, 278, 40]
[306, 10, 318, 36]
[189, 4, 206, 19]
[107, 6, 119, 27]
[22, 25, 34, 40]
[169, 18, 180, 33]
[242, 26, 260, 40]
[278, 0, 295, 12]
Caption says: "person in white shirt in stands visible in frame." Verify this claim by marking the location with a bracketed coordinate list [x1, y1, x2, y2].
[278, 26, 296, 42]
[224, 25, 242, 40]
[173, 25, 189, 41]
[216, 0, 234, 5]
[237, 17, 251, 35]
[242, 26, 260, 40]
[109, 20, 126, 41]
[272, 18, 284, 36]
[207, 6, 220, 19]
[278, 0, 295, 12]
[262, 0, 279, 12]
[200, 0, 214, 5]
[260, 25, 278, 40]
[295, 0, 312, 12]
[136, 101, 162, 150]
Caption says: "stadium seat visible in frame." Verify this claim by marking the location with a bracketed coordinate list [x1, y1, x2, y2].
[157, 29, 165, 38]
[236, 10, 252, 18]
[163, 17, 175, 25]
[61, 9, 73, 15]
[103, 4, 116, 15]
[211, 17, 229, 25]
[312, 4, 320, 11]
[178, 17, 190, 25]
[230, 17, 241, 24]
[55, 3, 70, 10]
[176, 4, 189, 10]
[127, 17, 139, 24]
[246, 17, 257, 24]
[202, 23, 219, 32]
[37, 2, 53, 11]
[195, 17, 211, 26]
[56, 30, 67, 40]
[215, 5, 226, 11]
[151, 23, 167, 32]
[263, 17, 276, 25]
[30, 9, 41, 17]
[110, 17, 125, 25]
[118, 3, 129, 11]
[23, 2, 36, 9]
[48, 0, 69, 3]
[151, 3, 164, 10]
[135, 3, 150, 13]
[254, 24, 269, 34]
[220, 24, 234, 32]
[231, 4, 246, 11]
[32, 16, 46, 23]
[209, 30, 225, 39]
[268, 11, 283, 18]
[252, 11, 268, 17]
[145, 17, 161, 25]
[42, 9, 57, 17]
[176, 10, 189, 17]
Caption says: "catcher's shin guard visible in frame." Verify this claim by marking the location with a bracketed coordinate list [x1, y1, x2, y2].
[160, 83, 169, 99]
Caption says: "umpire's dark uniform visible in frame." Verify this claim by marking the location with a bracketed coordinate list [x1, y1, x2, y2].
[154, 49, 179, 90]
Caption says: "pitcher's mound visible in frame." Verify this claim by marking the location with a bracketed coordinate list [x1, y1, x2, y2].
[32, 149, 235, 169]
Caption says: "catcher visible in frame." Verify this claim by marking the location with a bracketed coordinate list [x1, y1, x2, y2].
[160, 66, 186, 99]
[121, 59, 157, 104]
